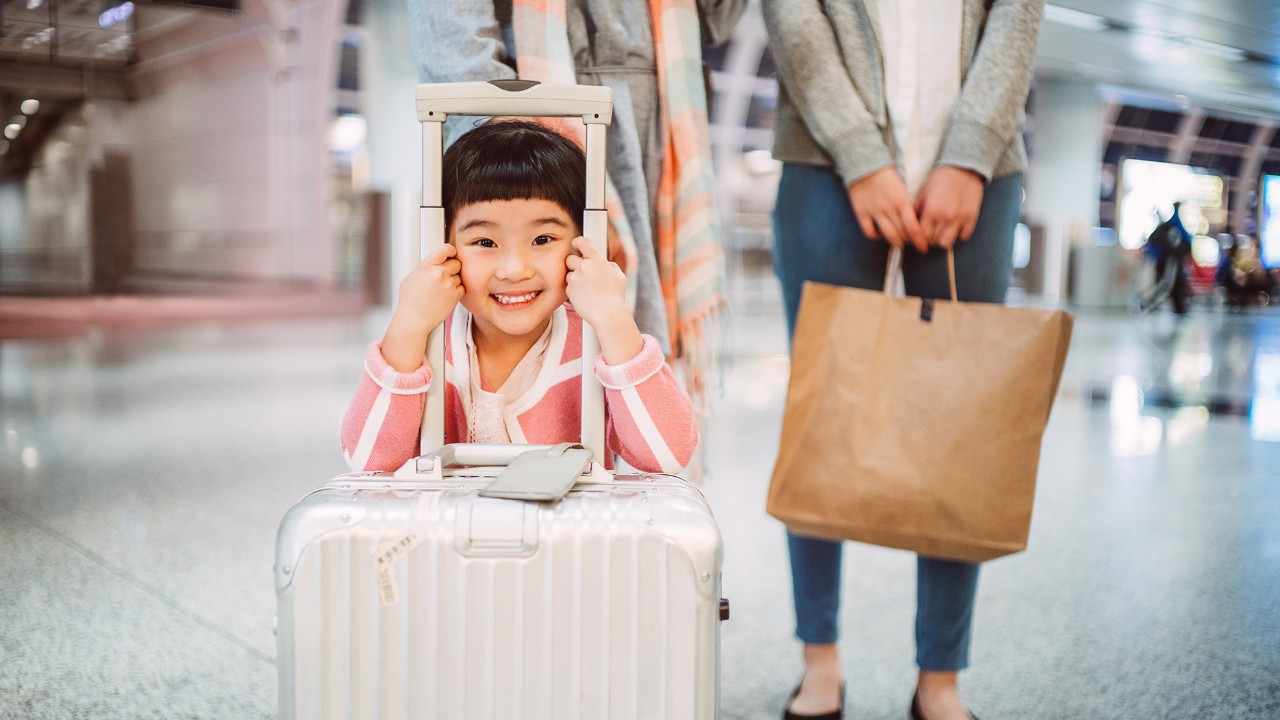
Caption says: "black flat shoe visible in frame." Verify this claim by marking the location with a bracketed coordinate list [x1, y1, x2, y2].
[783, 682, 844, 720]
[910, 692, 979, 720]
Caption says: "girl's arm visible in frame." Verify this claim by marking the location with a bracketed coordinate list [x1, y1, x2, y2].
[340, 343, 430, 472]
[345, 243, 460, 471]
[597, 337, 699, 473]
[565, 236, 697, 472]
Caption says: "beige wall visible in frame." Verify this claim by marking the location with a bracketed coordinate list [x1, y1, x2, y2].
[0, 0, 347, 294]
[125, 0, 345, 287]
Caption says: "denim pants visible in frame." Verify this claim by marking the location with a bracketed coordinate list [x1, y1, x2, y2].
[771, 163, 1023, 671]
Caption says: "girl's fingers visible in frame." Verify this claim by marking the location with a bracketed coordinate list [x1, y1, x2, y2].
[573, 235, 605, 258]
[426, 244, 456, 264]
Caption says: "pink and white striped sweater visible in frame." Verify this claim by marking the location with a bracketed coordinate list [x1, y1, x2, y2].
[341, 305, 698, 474]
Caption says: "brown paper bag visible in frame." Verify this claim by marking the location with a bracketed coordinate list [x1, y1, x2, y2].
[766, 268, 1074, 563]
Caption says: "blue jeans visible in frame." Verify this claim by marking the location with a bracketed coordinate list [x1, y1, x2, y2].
[771, 163, 1023, 671]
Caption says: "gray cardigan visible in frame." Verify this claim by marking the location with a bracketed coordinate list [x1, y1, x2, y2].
[761, 0, 1044, 187]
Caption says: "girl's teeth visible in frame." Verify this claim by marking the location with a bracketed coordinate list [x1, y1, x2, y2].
[494, 292, 538, 305]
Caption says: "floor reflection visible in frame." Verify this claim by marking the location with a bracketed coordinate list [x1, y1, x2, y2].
[1082, 308, 1280, 444]
[1, 301, 1278, 718]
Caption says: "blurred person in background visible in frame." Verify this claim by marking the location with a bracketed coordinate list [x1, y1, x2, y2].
[1219, 234, 1274, 308]
[761, 1, 1045, 719]
[1138, 201, 1193, 315]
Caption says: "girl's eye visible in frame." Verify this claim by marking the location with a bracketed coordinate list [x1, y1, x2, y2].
[533, 235, 554, 246]
[473, 238, 496, 248]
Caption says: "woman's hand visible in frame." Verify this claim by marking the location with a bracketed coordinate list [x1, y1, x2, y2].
[915, 166, 985, 250]
[381, 244, 462, 372]
[566, 236, 643, 365]
[847, 167, 927, 253]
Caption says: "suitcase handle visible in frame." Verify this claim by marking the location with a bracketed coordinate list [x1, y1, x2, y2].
[393, 443, 612, 484]
[415, 80, 613, 124]
[425, 443, 550, 469]
[417, 81, 611, 464]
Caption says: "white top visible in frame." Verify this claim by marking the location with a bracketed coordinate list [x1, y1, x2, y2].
[463, 313, 556, 443]
[877, 0, 963, 198]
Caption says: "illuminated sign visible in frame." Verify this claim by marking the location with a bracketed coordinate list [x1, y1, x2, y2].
[1260, 174, 1280, 269]
[1118, 159, 1225, 251]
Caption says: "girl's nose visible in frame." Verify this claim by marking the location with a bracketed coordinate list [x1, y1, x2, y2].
[495, 247, 534, 281]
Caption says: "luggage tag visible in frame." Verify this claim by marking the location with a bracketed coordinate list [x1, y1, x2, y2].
[479, 442, 593, 502]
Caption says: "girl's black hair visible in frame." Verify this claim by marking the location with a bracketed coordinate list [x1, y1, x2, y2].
[442, 120, 586, 233]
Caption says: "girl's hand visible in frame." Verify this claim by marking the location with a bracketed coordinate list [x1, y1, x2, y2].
[915, 165, 985, 250]
[566, 236, 628, 325]
[381, 244, 462, 372]
[566, 236, 643, 364]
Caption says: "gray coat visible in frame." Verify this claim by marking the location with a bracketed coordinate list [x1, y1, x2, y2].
[406, 0, 746, 353]
[761, 0, 1044, 187]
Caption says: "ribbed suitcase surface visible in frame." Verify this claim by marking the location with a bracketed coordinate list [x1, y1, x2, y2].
[275, 473, 723, 720]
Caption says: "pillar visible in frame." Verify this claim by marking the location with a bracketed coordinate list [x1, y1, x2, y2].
[1024, 77, 1104, 305]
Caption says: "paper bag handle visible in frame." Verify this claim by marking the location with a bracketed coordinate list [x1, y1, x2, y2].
[882, 248, 958, 302]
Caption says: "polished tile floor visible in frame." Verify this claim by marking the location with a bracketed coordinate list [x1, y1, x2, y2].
[1, 292, 1278, 719]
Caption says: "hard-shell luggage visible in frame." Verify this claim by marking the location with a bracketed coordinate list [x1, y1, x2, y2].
[274, 81, 727, 720]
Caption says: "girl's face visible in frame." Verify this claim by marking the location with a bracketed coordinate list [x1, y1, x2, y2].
[450, 198, 577, 347]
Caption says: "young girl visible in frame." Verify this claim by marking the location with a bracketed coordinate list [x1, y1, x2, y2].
[341, 121, 698, 474]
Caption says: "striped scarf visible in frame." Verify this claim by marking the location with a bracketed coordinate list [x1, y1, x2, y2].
[512, 0, 725, 417]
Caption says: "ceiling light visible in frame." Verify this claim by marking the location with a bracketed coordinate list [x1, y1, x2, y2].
[4, 125, 20, 140]
[11, 116, 26, 130]
[21, 99, 39, 115]
[100, 2, 134, 29]
[1182, 37, 1247, 62]
[0, 139, 9, 154]
[329, 114, 367, 154]
[1133, 26, 1171, 39]
[1044, 4, 1108, 32]
[26, 0, 44, 9]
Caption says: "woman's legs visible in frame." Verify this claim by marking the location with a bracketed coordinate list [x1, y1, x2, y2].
[784, 532, 844, 714]
[915, 558, 981, 719]
[774, 163, 886, 715]
[904, 173, 1022, 719]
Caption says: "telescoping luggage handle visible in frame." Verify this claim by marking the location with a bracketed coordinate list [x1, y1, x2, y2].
[413, 80, 613, 483]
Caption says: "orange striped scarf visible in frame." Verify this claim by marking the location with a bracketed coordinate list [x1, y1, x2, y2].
[512, 0, 725, 416]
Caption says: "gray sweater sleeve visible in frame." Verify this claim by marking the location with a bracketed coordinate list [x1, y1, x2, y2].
[760, 0, 895, 187]
[405, 0, 518, 142]
[406, 0, 516, 83]
[938, 0, 1045, 181]
[697, 0, 749, 46]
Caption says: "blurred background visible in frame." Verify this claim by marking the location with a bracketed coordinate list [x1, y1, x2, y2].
[2, 0, 1280, 309]
[2, 2, 1279, 718]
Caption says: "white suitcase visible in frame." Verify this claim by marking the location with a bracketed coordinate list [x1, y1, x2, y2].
[274, 81, 727, 720]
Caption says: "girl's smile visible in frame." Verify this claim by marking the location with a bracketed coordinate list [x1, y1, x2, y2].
[491, 290, 541, 307]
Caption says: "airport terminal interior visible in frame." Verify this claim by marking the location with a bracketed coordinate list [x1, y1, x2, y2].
[2, 1, 1279, 718]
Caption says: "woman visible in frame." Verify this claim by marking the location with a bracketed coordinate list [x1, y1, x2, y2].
[761, 1, 1045, 719]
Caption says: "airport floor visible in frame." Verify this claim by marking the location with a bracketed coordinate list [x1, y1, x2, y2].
[1, 288, 1278, 720]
